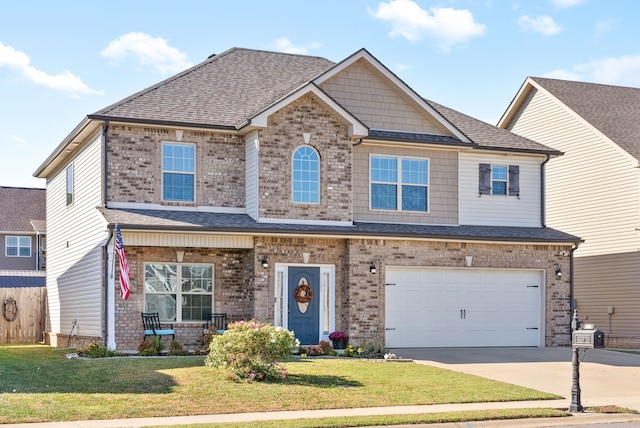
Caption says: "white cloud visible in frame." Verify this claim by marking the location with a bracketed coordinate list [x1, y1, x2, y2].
[0, 41, 103, 96]
[518, 15, 562, 35]
[272, 38, 322, 55]
[544, 54, 640, 87]
[395, 63, 411, 71]
[550, 0, 587, 8]
[595, 19, 613, 37]
[101, 32, 192, 75]
[369, 0, 486, 52]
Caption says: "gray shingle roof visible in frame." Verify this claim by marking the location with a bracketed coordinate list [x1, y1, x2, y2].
[0, 187, 46, 232]
[426, 99, 561, 154]
[91, 47, 335, 129]
[530, 77, 640, 161]
[98, 207, 581, 244]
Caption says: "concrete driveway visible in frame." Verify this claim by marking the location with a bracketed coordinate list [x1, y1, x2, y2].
[392, 347, 640, 412]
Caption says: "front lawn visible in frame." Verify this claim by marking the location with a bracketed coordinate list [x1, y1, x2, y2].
[0, 345, 560, 424]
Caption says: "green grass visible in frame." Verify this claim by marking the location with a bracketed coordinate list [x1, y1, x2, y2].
[0, 344, 561, 424]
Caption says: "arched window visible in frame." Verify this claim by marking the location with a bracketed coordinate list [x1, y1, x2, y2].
[292, 146, 319, 204]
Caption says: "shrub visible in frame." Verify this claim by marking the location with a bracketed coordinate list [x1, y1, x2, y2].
[342, 344, 361, 357]
[77, 343, 118, 358]
[205, 320, 298, 382]
[305, 340, 337, 356]
[359, 339, 387, 359]
[168, 340, 189, 356]
[137, 336, 166, 356]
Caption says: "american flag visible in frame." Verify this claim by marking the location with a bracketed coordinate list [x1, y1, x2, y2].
[115, 224, 131, 300]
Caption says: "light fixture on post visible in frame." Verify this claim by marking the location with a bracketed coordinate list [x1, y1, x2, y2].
[555, 264, 562, 278]
[369, 260, 377, 274]
[261, 256, 269, 269]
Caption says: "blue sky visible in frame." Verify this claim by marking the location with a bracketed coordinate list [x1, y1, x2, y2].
[2, 0, 639, 188]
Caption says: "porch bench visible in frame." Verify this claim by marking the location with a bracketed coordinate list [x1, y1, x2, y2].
[141, 312, 175, 341]
[202, 313, 228, 335]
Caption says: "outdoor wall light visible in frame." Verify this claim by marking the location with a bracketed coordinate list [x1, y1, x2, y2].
[369, 260, 377, 274]
[555, 265, 562, 278]
[261, 256, 269, 269]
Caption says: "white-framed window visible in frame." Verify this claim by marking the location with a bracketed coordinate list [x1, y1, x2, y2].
[162, 142, 195, 202]
[292, 146, 320, 204]
[6, 236, 31, 257]
[66, 164, 74, 206]
[370, 155, 429, 212]
[144, 263, 213, 322]
[479, 164, 520, 197]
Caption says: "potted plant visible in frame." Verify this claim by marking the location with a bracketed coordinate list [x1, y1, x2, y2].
[328, 331, 349, 349]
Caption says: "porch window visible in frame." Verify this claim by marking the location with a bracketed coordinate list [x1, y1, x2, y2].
[5, 236, 31, 257]
[144, 263, 213, 322]
[162, 142, 195, 202]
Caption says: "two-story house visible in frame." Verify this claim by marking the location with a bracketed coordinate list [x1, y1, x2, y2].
[499, 77, 640, 348]
[0, 186, 46, 288]
[34, 48, 579, 351]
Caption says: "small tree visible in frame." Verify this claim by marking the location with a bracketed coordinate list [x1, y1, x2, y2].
[205, 320, 298, 382]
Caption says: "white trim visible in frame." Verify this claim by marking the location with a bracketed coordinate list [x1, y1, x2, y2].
[106, 201, 246, 214]
[369, 154, 430, 213]
[257, 217, 353, 227]
[106, 238, 116, 350]
[250, 84, 368, 137]
[274, 263, 336, 343]
[291, 145, 321, 205]
[161, 141, 196, 204]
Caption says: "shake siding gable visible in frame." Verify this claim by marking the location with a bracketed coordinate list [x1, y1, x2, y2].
[320, 59, 450, 135]
[506, 88, 640, 256]
[46, 132, 105, 337]
[459, 153, 541, 227]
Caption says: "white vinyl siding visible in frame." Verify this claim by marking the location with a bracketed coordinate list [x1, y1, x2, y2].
[459, 153, 542, 227]
[245, 132, 259, 220]
[506, 87, 640, 257]
[46, 131, 105, 337]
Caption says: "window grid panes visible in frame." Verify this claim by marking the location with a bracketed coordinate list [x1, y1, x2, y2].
[492, 166, 507, 195]
[371, 156, 428, 212]
[5, 236, 31, 257]
[162, 143, 195, 202]
[292, 146, 319, 203]
[144, 263, 213, 322]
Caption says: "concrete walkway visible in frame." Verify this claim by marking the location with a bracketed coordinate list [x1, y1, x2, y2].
[4, 347, 640, 427]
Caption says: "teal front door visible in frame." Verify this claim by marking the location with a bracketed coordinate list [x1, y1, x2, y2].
[288, 267, 320, 345]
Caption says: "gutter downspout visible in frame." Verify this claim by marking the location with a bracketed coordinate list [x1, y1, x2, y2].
[540, 154, 551, 227]
[104, 227, 116, 350]
[102, 120, 110, 207]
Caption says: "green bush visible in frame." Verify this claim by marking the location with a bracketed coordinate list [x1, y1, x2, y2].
[169, 340, 189, 356]
[77, 343, 119, 358]
[205, 320, 298, 382]
[137, 336, 166, 356]
[359, 339, 387, 358]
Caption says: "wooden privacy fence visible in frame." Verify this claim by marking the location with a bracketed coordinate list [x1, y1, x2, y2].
[0, 287, 47, 344]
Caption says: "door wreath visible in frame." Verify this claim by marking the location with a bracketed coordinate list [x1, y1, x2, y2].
[294, 283, 313, 303]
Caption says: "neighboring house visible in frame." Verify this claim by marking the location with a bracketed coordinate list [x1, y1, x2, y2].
[34, 48, 579, 351]
[499, 77, 640, 348]
[0, 187, 46, 287]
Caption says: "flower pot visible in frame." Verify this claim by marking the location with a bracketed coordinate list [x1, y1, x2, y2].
[332, 340, 347, 350]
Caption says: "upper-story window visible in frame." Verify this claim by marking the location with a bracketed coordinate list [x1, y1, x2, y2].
[66, 164, 74, 206]
[162, 142, 195, 202]
[144, 263, 213, 322]
[6, 236, 31, 257]
[479, 164, 520, 197]
[292, 146, 319, 204]
[370, 155, 429, 212]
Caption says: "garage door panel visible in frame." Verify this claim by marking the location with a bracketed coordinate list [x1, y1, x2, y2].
[385, 267, 543, 348]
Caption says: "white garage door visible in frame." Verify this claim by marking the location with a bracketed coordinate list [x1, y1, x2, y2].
[385, 267, 543, 348]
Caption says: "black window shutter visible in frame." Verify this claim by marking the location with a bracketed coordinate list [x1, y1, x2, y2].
[509, 165, 520, 197]
[479, 163, 491, 195]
